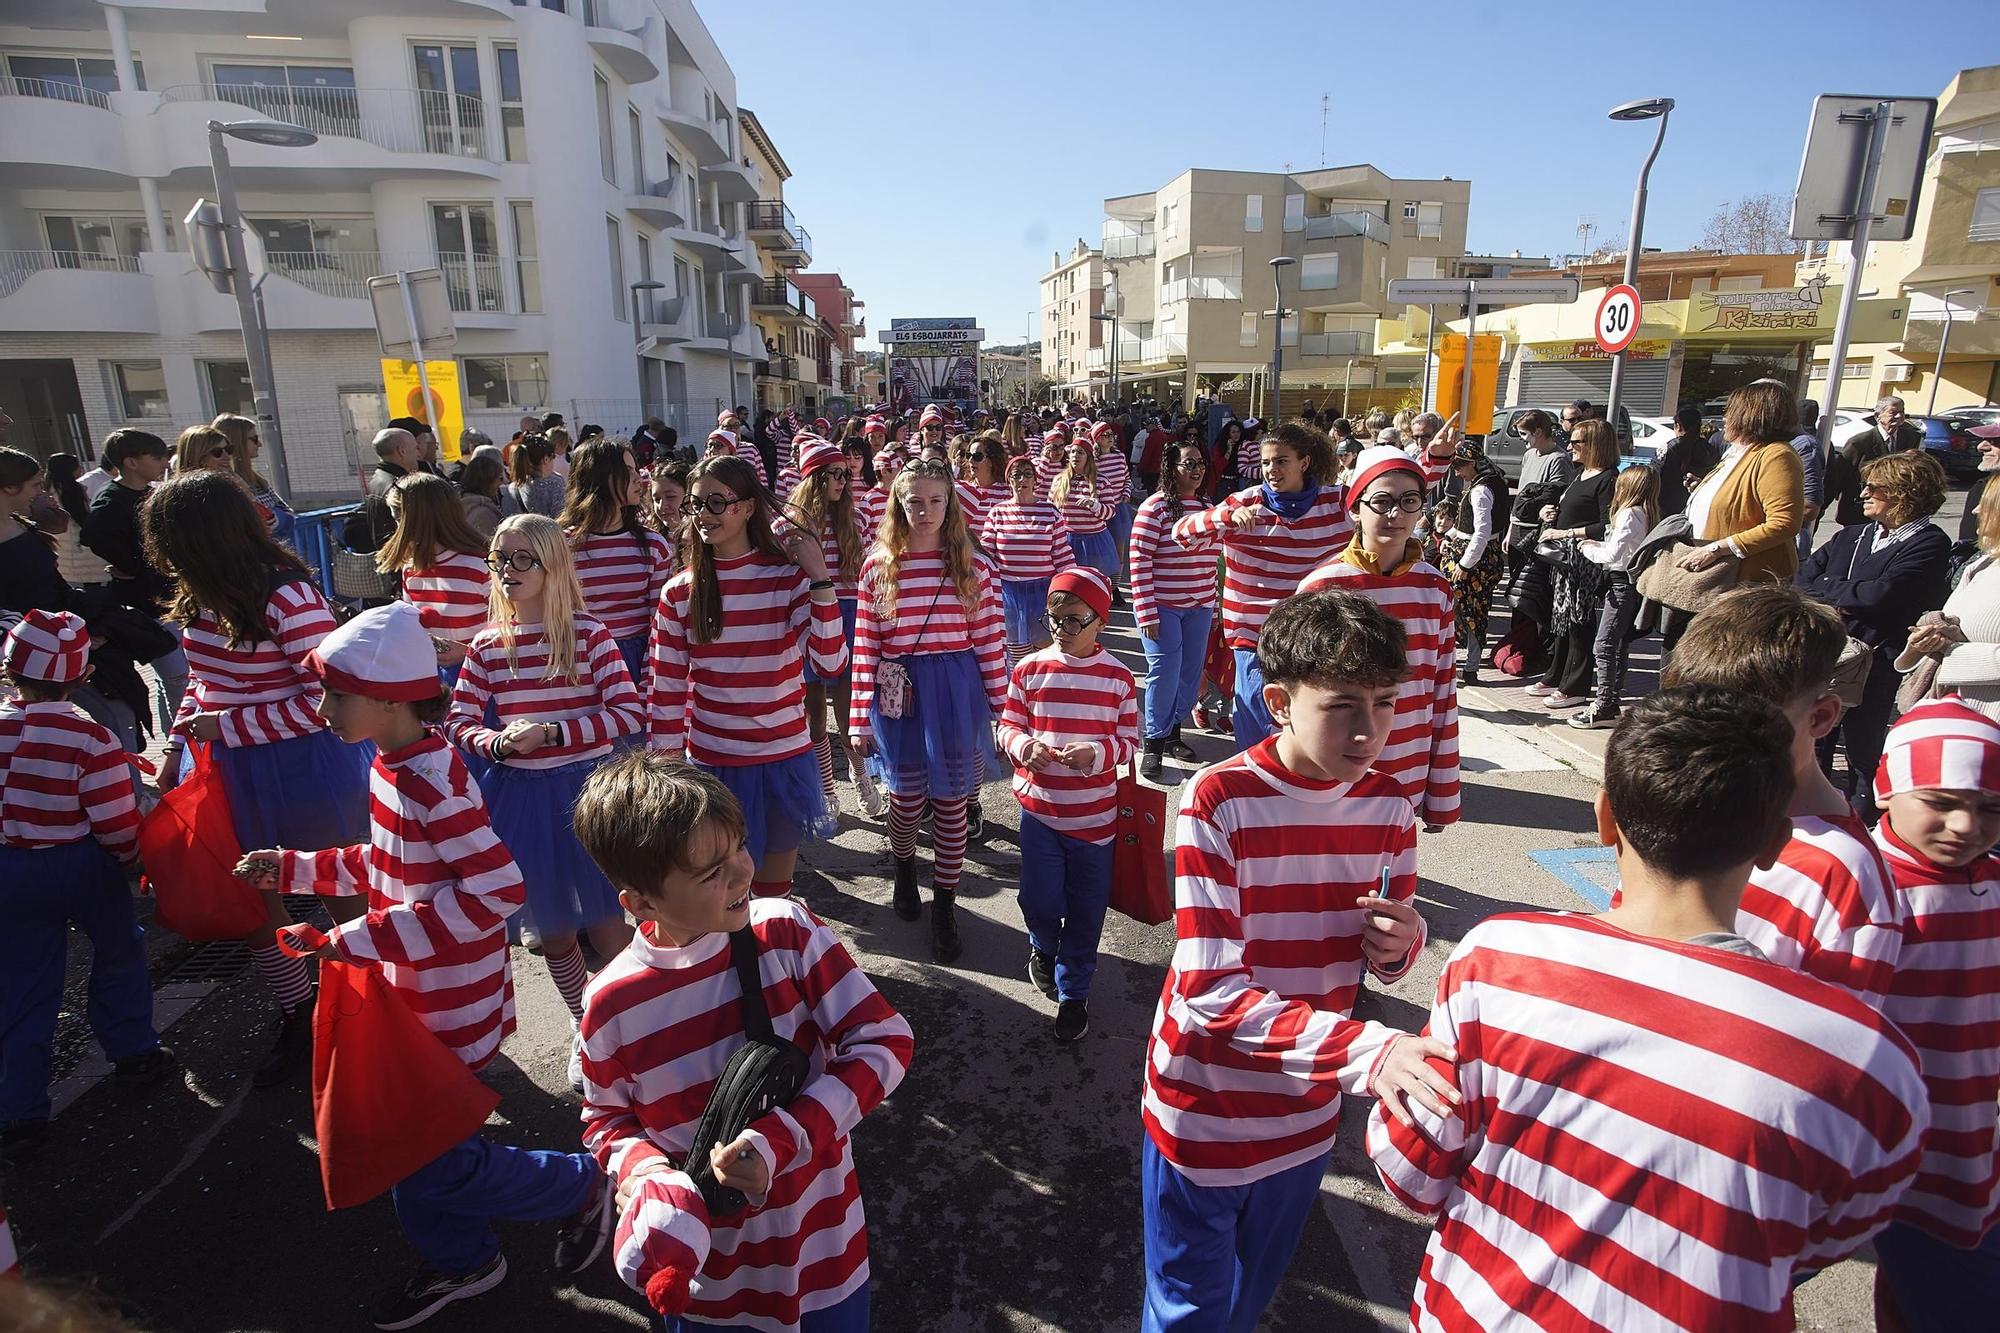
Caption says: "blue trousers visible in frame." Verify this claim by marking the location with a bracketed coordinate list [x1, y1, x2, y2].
[1141, 1136, 1330, 1333]
[1018, 812, 1114, 1002]
[1875, 1221, 2000, 1330]
[0, 840, 159, 1128]
[661, 1283, 869, 1333]
[1140, 605, 1214, 741]
[1110, 502, 1135, 578]
[392, 1133, 598, 1275]
[1230, 648, 1275, 752]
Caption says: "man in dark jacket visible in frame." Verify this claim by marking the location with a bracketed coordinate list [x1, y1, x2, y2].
[341, 427, 418, 553]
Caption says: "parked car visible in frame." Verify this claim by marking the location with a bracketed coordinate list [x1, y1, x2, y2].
[1941, 404, 2000, 432]
[1480, 405, 1566, 481]
[1914, 414, 1984, 481]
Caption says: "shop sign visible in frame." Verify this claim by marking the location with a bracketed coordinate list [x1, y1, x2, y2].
[1531, 340, 1670, 362]
[1690, 275, 1830, 333]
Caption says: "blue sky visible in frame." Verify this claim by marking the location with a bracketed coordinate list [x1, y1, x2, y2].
[703, 1, 1988, 350]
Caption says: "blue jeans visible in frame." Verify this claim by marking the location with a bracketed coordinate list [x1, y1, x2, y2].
[661, 1283, 869, 1333]
[1018, 812, 1114, 1002]
[1140, 605, 1214, 741]
[1875, 1221, 2000, 1330]
[151, 635, 189, 734]
[1231, 648, 1274, 752]
[1141, 1135, 1330, 1332]
[392, 1134, 598, 1275]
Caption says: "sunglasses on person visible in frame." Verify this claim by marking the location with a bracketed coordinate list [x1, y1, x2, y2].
[486, 550, 543, 573]
[1175, 457, 1208, 472]
[904, 460, 953, 480]
[681, 491, 744, 516]
[1045, 611, 1098, 635]
[1358, 490, 1427, 515]
[208, 444, 234, 459]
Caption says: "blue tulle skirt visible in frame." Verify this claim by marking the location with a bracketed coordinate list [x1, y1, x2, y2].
[183, 729, 373, 853]
[870, 650, 992, 801]
[1068, 528, 1119, 582]
[1001, 577, 1052, 646]
[614, 633, 648, 692]
[477, 757, 624, 945]
[697, 749, 837, 870]
[804, 597, 859, 686]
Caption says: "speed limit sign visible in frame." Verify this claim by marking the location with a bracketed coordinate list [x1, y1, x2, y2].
[1594, 284, 1642, 355]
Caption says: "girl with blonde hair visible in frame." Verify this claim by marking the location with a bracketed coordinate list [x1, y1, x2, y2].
[1569, 463, 1661, 730]
[1050, 440, 1117, 582]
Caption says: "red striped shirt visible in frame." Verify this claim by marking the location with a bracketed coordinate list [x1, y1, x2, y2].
[1367, 912, 1929, 1331]
[279, 734, 522, 1070]
[997, 648, 1139, 842]
[1054, 483, 1112, 536]
[176, 577, 338, 748]
[1738, 813, 1902, 1009]
[982, 500, 1074, 581]
[954, 481, 1008, 539]
[849, 549, 1009, 741]
[401, 549, 491, 644]
[773, 512, 864, 599]
[735, 437, 770, 488]
[1171, 485, 1353, 650]
[1129, 493, 1219, 626]
[1143, 738, 1423, 1186]
[645, 553, 848, 764]
[443, 617, 642, 769]
[0, 701, 140, 862]
[583, 900, 913, 1332]
[1096, 449, 1131, 509]
[571, 527, 673, 644]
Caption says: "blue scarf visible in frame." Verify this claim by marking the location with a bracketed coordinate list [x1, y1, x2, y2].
[1260, 482, 1319, 520]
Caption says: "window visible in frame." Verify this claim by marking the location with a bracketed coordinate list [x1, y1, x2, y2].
[628, 106, 644, 190]
[462, 354, 550, 411]
[410, 45, 482, 154]
[1717, 275, 1763, 292]
[594, 73, 615, 183]
[510, 201, 540, 313]
[202, 360, 252, 417]
[6, 53, 142, 102]
[42, 214, 159, 265]
[211, 61, 355, 130]
[495, 44, 526, 161]
[1971, 188, 2000, 242]
[249, 216, 377, 256]
[1283, 194, 1305, 233]
[1244, 194, 1263, 233]
[431, 202, 502, 312]
[1406, 257, 1440, 279]
[1417, 202, 1443, 239]
[1160, 202, 1179, 242]
[673, 257, 690, 306]
[1300, 253, 1340, 290]
[1239, 313, 1258, 347]
[1403, 201, 1419, 220]
[110, 361, 168, 419]
[606, 216, 625, 321]
[1689, 276, 1713, 294]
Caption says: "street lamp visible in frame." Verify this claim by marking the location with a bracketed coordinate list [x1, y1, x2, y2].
[1092, 278, 1122, 406]
[207, 118, 317, 501]
[1268, 255, 1298, 422]
[1604, 96, 1674, 426]
[630, 279, 666, 417]
[1927, 287, 1981, 415]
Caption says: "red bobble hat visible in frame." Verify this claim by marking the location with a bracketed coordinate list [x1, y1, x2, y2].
[862, 417, 887, 438]
[2, 608, 90, 684]
[1347, 445, 1425, 512]
[305, 602, 441, 703]
[919, 405, 946, 428]
[1049, 567, 1113, 624]
[797, 436, 844, 478]
[1874, 696, 2000, 803]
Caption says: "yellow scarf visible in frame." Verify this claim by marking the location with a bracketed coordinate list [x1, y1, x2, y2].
[1339, 533, 1424, 576]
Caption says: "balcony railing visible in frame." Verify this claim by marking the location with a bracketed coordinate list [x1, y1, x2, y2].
[751, 278, 817, 320]
[705, 311, 744, 340]
[161, 83, 493, 160]
[1304, 211, 1390, 243]
[1103, 232, 1157, 260]
[1971, 221, 2000, 243]
[0, 76, 113, 110]
[746, 201, 812, 260]
[433, 251, 507, 313]
[1161, 276, 1242, 303]
[0, 249, 142, 299]
[1301, 330, 1370, 356]
[1087, 333, 1185, 369]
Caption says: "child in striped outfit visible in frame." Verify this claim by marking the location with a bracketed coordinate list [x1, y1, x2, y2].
[1141, 589, 1449, 1332]
[1050, 442, 1118, 584]
[1366, 686, 1929, 1331]
[1033, 427, 1069, 501]
[1299, 446, 1460, 830]
[445, 514, 641, 1088]
[851, 461, 1010, 964]
[1129, 440, 1220, 781]
[1868, 699, 2000, 1329]
[649, 455, 846, 901]
[234, 603, 611, 1329]
[562, 438, 674, 689]
[983, 455, 1075, 669]
[996, 568, 1137, 1043]
[1092, 421, 1134, 582]
[573, 755, 912, 1333]
[0, 611, 165, 1159]
[142, 470, 373, 1086]
[1171, 422, 1351, 752]
[379, 473, 491, 682]
[954, 430, 1009, 541]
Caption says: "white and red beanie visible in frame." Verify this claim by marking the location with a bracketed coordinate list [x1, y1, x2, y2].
[706, 428, 737, 449]
[798, 435, 844, 478]
[1049, 567, 1113, 624]
[1348, 445, 1425, 511]
[862, 416, 887, 439]
[1874, 696, 2000, 803]
[3, 609, 90, 684]
[1089, 420, 1117, 443]
[305, 602, 440, 702]
[919, 404, 945, 428]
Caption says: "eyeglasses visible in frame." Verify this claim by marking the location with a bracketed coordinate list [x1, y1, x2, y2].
[681, 492, 743, 516]
[1176, 458, 1208, 472]
[486, 550, 543, 573]
[1359, 491, 1427, 515]
[905, 460, 953, 480]
[1045, 611, 1098, 635]
[208, 445, 234, 459]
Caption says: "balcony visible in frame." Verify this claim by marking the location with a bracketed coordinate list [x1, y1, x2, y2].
[1103, 231, 1156, 260]
[745, 201, 812, 266]
[842, 314, 865, 337]
[627, 178, 683, 226]
[1303, 210, 1390, 243]
[664, 219, 742, 263]
[431, 252, 508, 314]
[751, 278, 818, 322]
[660, 104, 730, 165]
[702, 157, 760, 205]
[640, 294, 692, 344]
[0, 251, 156, 333]
[1087, 332, 1186, 370]
[157, 84, 499, 181]
[761, 354, 799, 381]
[1, 74, 110, 110]
[1300, 330, 1371, 357]
[1161, 276, 1242, 303]
[0, 79, 127, 186]
[580, 0, 659, 83]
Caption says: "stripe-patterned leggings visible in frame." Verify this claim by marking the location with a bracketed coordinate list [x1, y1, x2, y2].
[888, 792, 970, 891]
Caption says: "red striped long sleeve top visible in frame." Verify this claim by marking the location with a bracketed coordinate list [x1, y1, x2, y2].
[1129, 493, 1219, 628]
[954, 481, 1008, 540]
[982, 500, 1074, 582]
[772, 513, 863, 599]
[645, 553, 848, 764]
[443, 617, 642, 769]
[1366, 912, 1929, 1332]
[175, 576, 338, 747]
[1737, 813, 1903, 1009]
[734, 436, 770, 488]
[572, 527, 674, 644]
[583, 899, 913, 1333]
[996, 647, 1139, 843]
[1096, 449, 1131, 509]
[276, 734, 522, 1070]
[848, 549, 1008, 742]
[1142, 739, 1424, 1187]
[1298, 550, 1461, 827]
[1874, 821, 2000, 1247]
[1171, 485, 1353, 651]
[0, 701, 140, 863]
[401, 549, 492, 645]
[1054, 482, 1112, 536]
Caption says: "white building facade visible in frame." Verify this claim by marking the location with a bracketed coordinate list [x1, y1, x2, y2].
[0, 0, 763, 505]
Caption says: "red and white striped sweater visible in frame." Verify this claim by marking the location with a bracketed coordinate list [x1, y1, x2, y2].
[996, 647, 1139, 842]
[583, 899, 913, 1333]
[571, 527, 673, 644]
[1143, 739, 1423, 1186]
[1171, 485, 1352, 651]
[277, 734, 522, 1070]
[1367, 912, 1929, 1332]
[1737, 813, 1902, 1009]
[735, 436, 770, 488]
[1096, 449, 1131, 510]
[0, 700, 140, 862]
[175, 576, 338, 748]
[400, 549, 491, 644]
[982, 500, 1074, 582]
[773, 512, 864, 599]
[646, 552, 848, 764]
[1874, 821, 2000, 1247]
[443, 617, 643, 769]
[954, 481, 1008, 539]
[1298, 550, 1461, 827]
[1053, 482, 1112, 536]
[1129, 493, 1219, 628]
[849, 549, 1009, 740]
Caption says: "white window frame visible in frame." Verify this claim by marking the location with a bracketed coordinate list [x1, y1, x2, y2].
[1244, 194, 1263, 233]
[509, 200, 539, 314]
[1417, 201, 1443, 239]
[1406, 256, 1439, 280]
[605, 215, 625, 321]
[1403, 200, 1419, 220]
[109, 360, 169, 419]
[1283, 194, 1305, 233]
[494, 42, 526, 162]
[461, 353, 550, 412]
[1970, 187, 2000, 241]
[594, 72, 615, 184]
[1299, 253, 1340, 291]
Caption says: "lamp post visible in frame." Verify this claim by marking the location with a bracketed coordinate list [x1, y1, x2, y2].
[1092, 278, 1122, 407]
[1267, 255, 1298, 422]
[207, 118, 317, 501]
[1927, 286, 1980, 415]
[630, 279, 665, 418]
[1604, 96, 1674, 426]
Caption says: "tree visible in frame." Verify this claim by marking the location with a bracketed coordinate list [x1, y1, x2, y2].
[1699, 193, 1802, 255]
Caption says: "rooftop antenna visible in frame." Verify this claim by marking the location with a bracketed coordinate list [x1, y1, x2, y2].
[1320, 93, 1329, 167]
[1574, 214, 1598, 262]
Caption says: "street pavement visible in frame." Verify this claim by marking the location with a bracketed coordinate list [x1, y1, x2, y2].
[23, 492, 1972, 1331]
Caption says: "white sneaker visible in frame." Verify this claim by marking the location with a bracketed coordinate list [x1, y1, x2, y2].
[567, 1028, 585, 1094]
[1524, 682, 1558, 698]
[852, 756, 887, 820]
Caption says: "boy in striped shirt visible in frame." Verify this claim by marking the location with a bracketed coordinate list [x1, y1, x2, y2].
[1367, 686, 1929, 1332]
[1141, 589, 1454, 1332]
[996, 568, 1139, 1042]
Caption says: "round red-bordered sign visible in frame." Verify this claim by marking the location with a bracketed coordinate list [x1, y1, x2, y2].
[1594, 284, 1642, 355]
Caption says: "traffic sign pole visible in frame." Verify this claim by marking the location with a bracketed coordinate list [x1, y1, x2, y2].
[1594, 285, 1642, 357]
[1815, 101, 1893, 448]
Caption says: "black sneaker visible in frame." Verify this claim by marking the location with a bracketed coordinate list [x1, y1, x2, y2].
[965, 803, 986, 843]
[114, 1046, 175, 1090]
[1139, 745, 1165, 783]
[1163, 726, 1198, 762]
[253, 999, 315, 1088]
[552, 1171, 613, 1274]
[1567, 703, 1620, 731]
[891, 856, 921, 922]
[1027, 949, 1057, 1000]
[1054, 999, 1089, 1043]
[368, 1254, 508, 1330]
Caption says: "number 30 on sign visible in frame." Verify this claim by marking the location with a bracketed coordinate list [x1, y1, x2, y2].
[1594, 284, 1642, 355]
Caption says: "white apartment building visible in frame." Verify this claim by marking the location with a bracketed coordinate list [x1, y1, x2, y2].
[1038, 239, 1102, 398]
[0, 0, 765, 506]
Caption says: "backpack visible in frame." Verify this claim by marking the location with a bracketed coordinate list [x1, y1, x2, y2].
[1491, 618, 1542, 677]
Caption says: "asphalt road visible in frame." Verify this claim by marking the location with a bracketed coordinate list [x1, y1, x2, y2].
[16, 580, 1909, 1331]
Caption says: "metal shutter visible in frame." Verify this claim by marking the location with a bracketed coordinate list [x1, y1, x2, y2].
[1518, 358, 1671, 413]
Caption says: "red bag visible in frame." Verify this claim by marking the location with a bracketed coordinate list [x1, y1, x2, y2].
[1110, 762, 1172, 926]
[138, 744, 267, 941]
[313, 960, 500, 1209]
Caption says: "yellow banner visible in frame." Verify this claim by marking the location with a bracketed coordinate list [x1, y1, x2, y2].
[380, 358, 466, 461]
[1432, 333, 1503, 434]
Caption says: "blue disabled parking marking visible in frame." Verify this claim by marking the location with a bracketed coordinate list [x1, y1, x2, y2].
[1528, 847, 1618, 911]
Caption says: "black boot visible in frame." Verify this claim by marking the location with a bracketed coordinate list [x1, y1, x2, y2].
[1139, 737, 1165, 783]
[892, 855, 921, 921]
[254, 996, 316, 1088]
[930, 889, 963, 965]
[1164, 725, 1198, 762]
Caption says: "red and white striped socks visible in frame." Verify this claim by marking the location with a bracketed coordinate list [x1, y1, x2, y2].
[814, 736, 838, 811]
[543, 943, 590, 1021]
[250, 943, 313, 1013]
[888, 792, 970, 891]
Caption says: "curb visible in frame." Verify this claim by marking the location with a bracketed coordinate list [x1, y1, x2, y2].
[1461, 684, 1607, 784]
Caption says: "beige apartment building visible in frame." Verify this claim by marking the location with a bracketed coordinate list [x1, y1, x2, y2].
[1039, 239, 1103, 398]
[738, 107, 822, 412]
[1093, 165, 1469, 412]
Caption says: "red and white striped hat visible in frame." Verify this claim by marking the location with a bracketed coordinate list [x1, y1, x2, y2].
[2, 608, 90, 684]
[1049, 567, 1113, 623]
[706, 427, 737, 448]
[862, 416, 887, 438]
[919, 404, 945, 428]
[1875, 696, 2000, 802]
[798, 435, 844, 478]
[1089, 420, 1117, 442]
[305, 602, 440, 703]
[1348, 445, 1425, 511]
